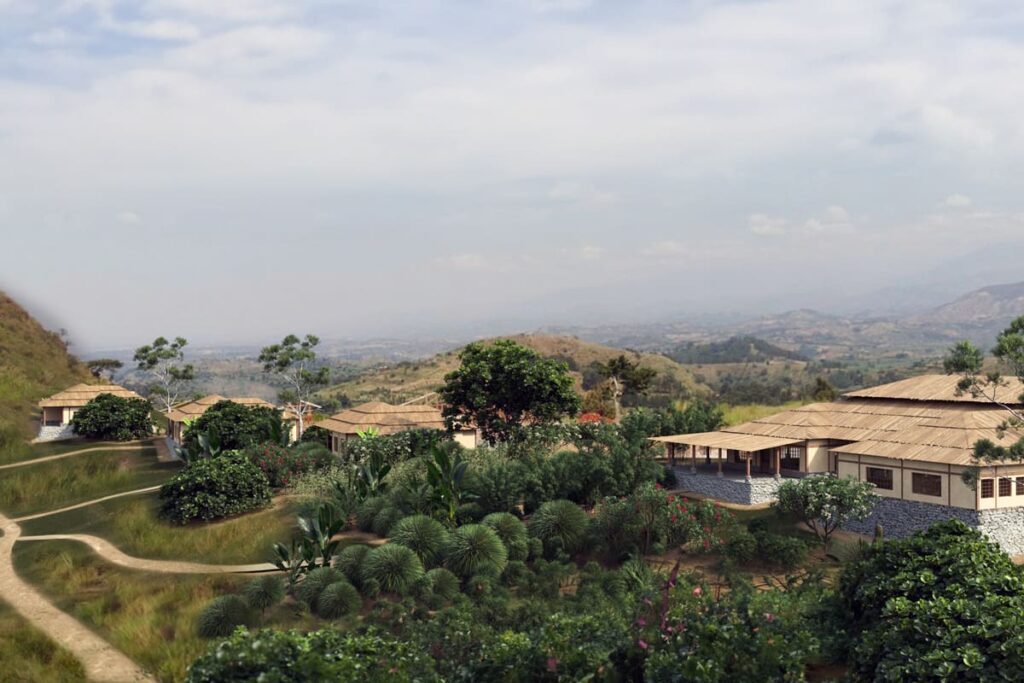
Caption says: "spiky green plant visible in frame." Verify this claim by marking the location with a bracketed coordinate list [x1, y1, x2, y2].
[482, 512, 529, 561]
[196, 595, 249, 638]
[356, 496, 387, 532]
[361, 544, 424, 594]
[424, 567, 460, 601]
[371, 506, 403, 537]
[297, 566, 344, 609]
[242, 575, 284, 613]
[316, 580, 362, 618]
[389, 514, 450, 567]
[444, 524, 508, 579]
[528, 499, 588, 556]
[334, 544, 371, 585]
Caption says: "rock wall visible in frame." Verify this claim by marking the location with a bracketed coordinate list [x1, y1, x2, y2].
[843, 497, 1024, 555]
[34, 424, 76, 442]
[673, 469, 783, 505]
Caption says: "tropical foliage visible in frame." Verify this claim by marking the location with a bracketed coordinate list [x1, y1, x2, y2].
[159, 452, 272, 524]
[775, 475, 877, 549]
[70, 393, 152, 441]
[182, 400, 284, 454]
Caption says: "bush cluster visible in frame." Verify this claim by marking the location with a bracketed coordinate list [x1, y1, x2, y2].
[246, 442, 335, 489]
[70, 393, 152, 441]
[159, 452, 272, 524]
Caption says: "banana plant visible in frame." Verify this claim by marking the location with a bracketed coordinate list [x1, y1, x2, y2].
[297, 502, 345, 568]
[356, 451, 391, 499]
[272, 539, 315, 594]
[425, 445, 477, 527]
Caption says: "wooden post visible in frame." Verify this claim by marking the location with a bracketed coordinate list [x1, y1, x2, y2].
[774, 447, 781, 480]
[995, 466, 1000, 510]
[668, 443, 675, 467]
[745, 453, 751, 481]
[717, 451, 723, 477]
[691, 445, 697, 473]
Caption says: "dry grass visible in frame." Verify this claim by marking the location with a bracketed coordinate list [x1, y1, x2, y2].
[20, 493, 300, 565]
[0, 598, 86, 682]
[0, 447, 177, 517]
[722, 401, 809, 426]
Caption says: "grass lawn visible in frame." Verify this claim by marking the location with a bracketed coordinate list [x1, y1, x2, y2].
[0, 447, 178, 518]
[13, 541, 318, 683]
[21, 493, 301, 565]
[0, 598, 86, 682]
[0, 438, 129, 466]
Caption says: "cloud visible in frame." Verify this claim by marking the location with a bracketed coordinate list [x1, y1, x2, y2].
[546, 181, 617, 207]
[944, 193, 972, 208]
[579, 245, 605, 261]
[444, 253, 489, 271]
[640, 241, 686, 260]
[802, 205, 854, 235]
[113, 20, 201, 41]
[116, 210, 141, 224]
[748, 214, 787, 236]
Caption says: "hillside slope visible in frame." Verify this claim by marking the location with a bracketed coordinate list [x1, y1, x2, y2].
[320, 333, 710, 406]
[0, 292, 92, 449]
[913, 281, 1024, 326]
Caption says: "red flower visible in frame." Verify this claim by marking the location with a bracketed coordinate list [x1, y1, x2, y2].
[547, 658, 559, 672]
[637, 639, 648, 650]
[692, 586, 702, 596]
[670, 515, 678, 523]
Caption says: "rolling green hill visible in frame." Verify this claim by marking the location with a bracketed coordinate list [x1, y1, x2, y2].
[0, 292, 92, 452]
[319, 333, 711, 407]
[668, 335, 805, 364]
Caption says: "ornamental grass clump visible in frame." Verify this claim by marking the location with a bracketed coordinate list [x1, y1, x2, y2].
[361, 544, 424, 594]
[316, 580, 362, 618]
[196, 595, 250, 638]
[444, 524, 508, 579]
[298, 567, 345, 609]
[242, 575, 284, 613]
[424, 567, 460, 601]
[389, 514, 450, 567]
[334, 544, 371, 585]
[482, 512, 529, 561]
[528, 499, 588, 556]
[371, 506, 403, 537]
[356, 496, 388, 532]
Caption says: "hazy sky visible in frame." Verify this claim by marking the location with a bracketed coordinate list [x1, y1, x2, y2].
[2, 1, 1024, 351]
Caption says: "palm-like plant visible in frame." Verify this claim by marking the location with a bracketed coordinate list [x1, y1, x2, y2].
[528, 499, 588, 556]
[272, 539, 317, 594]
[482, 512, 529, 561]
[361, 544, 424, 594]
[444, 524, 508, 579]
[389, 514, 450, 567]
[297, 502, 345, 567]
[356, 451, 391, 500]
[426, 445, 477, 527]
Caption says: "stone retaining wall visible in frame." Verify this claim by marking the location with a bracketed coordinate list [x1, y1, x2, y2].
[843, 497, 1024, 555]
[673, 469, 784, 505]
[34, 424, 76, 442]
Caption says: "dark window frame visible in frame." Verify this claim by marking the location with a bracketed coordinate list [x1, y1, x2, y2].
[999, 477, 1012, 498]
[981, 478, 994, 498]
[865, 466, 894, 490]
[781, 445, 803, 471]
[911, 472, 942, 497]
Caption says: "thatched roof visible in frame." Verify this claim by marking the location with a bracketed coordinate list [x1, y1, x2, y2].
[39, 383, 143, 408]
[844, 374, 1024, 404]
[651, 432, 802, 451]
[316, 401, 446, 436]
[166, 395, 275, 423]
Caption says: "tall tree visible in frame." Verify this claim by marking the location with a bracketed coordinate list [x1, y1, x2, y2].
[259, 334, 329, 437]
[86, 358, 123, 380]
[439, 339, 580, 444]
[134, 336, 194, 413]
[596, 354, 657, 422]
[944, 316, 1024, 480]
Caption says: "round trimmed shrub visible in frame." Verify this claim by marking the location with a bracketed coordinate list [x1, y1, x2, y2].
[159, 452, 272, 525]
[361, 577, 381, 598]
[334, 544, 371, 585]
[389, 515, 449, 567]
[527, 537, 544, 559]
[467, 574, 492, 595]
[242, 575, 284, 612]
[444, 524, 508, 579]
[356, 496, 387, 532]
[70, 394, 152, 441]
[424, 567, 460, 601]
[316, 580, 361, 618]
[482, 512, 529, 561]
[298, 567, 344, 609]
[361, 544, 424, 594]
[196, 595, 249, 638]
[528, 499, 588, 556]
[371, 506, 403, 537]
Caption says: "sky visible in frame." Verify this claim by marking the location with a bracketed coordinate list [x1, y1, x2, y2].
[2, 0, 1024, 351]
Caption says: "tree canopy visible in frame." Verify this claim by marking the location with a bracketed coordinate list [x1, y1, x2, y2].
[71, 393, 152, 441]
[134, 336, 194, 413]
[775, 475, 877, 550]
[259, 334, 330, 437]
[439, 339, 580, 444]
[595, 354, 657, 421]
[182, 400, 285, 455]
[86, 358, 123, 380]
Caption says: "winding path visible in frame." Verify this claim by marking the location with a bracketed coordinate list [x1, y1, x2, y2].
[0, 511, 155, 683]
[12, 485, 162, 523]
[0, 443, 148, 471]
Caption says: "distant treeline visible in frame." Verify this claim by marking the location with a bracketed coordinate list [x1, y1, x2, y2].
[667, 335, 806, 365]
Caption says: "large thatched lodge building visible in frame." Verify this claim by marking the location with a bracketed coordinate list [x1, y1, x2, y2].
[654, 374, 1024, 552]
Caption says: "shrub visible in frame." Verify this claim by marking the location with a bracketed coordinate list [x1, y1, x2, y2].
[356, 497, 388, 532]
[182, 400, 283, 454]
[591, 496, 641, 559]
[619, 557, 657, 594]
[528, 499, 588, 556]
[298, 567, 345, 609]
[775, 475, 877, 550]
[70, 393, 151, 441]
[755, 532, 809, 570]
[242, 575, 284, 612]
[334, 544, 371, 585]
[361, 577, 381, 598]
[389, 515, 450, 567]
[371, 506, 403, 537]
[246, 442, 335, 489]
[316, 580, 361, 618]
[444, 524, 508, 579]
[424, 568, 460, 601]
[723, 528, 758, 565]
[196, 595, 250, 638]
[482, 512, 529, 561]
[362, 544, 425, 594]
[159, 452, 272, 524]
[186, 627, 440, 682]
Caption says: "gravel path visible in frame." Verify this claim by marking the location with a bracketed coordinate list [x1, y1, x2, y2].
[12, 486, 162, 523]
[0, 511, 155, 683]
[17, 534, 276, 574]
[0, 443, 148, 471]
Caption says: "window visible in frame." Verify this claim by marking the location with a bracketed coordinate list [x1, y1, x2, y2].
[781, 445, 803, 471]
[981, 478, 994, 498]
[1017, 477, 1024, 496]
[999, 477, 1012, 497]
[865, 466, 893, 490]
[911, 472, 942, 497]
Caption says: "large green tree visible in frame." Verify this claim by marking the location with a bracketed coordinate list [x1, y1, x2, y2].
[259, 334, 330, 437]
[86, 358, 123, 380]
[134, 336, 195, 413]
[70, 393, 152, 441]
[595, 354, 657, 422]
[439, 339, 580, 444]
[944, 316, 1024, 481]
[182, 400, 284, 454]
